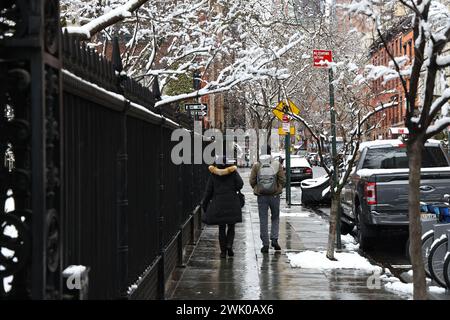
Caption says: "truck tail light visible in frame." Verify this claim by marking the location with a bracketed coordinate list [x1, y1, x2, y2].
[365, 182, 377, 205]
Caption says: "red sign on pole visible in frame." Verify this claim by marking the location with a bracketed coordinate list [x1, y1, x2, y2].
[282, 114, 290, 133]
[313, 49, 333, 68]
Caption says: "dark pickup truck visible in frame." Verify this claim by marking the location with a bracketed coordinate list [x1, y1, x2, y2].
[340, 139, 450, 250]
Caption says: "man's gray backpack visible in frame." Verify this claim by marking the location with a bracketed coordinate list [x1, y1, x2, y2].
[257, 155, 279, 195]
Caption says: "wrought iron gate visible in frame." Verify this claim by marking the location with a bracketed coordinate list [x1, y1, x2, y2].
[1, 0, 208, 300]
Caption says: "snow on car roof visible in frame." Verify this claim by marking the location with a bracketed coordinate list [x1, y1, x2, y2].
[291, 157, 311, 168]
[359, 139, 441, 151]
[357, 166, 450, 177]
[359, 139, 404, 150]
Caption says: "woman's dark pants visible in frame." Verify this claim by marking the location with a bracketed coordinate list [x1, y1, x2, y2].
[219, 224, 235, 252]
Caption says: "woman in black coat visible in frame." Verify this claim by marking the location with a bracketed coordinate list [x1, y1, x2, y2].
[201, 157, 244, 258]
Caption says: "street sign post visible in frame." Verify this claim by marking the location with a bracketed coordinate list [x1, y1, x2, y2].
[282, 114, 291, 206]
[272, 101, 299, 206]
[313, 49, 341, 249]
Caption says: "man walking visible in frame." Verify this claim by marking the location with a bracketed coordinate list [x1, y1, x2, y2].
[250, 146, 286, 253]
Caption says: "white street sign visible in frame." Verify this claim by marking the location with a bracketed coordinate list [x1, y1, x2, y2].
[185, 103, 207, 111]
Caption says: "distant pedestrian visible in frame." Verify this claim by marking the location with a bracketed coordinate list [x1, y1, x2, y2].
[201, 156, 244, 258]
[250, 146, 286, 253]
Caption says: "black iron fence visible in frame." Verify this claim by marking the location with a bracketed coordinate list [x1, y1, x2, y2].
[0, 1, 208, 300]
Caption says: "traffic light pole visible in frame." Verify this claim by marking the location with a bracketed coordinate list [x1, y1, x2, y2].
[329, 67, 341, 249]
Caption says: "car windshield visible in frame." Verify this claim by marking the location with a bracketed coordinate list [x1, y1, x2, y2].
[362, 146, 449, 169]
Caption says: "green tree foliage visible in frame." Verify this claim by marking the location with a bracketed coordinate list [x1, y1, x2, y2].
[163, 72, 194, 97]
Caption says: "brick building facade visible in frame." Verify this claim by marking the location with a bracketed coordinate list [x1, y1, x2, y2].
[369, 18, 414, 139]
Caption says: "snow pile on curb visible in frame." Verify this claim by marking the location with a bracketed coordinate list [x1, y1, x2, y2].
[287, 250, 381, 272]
[380, 269, 446, 297]
[341, 234, 359, 251]
[383, 278, 446, 296]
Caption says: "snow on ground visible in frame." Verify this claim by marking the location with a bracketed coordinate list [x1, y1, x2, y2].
[382, 275, 446, 296]
[341, 234, 360, 251]
[380, 270, 446, 297]
[287, 250, 382, 272]
[1, 247, 14, 259]
[280, 211, 312, 217]
[4, 190, 14, 213]
[3, 276, 13, 293]
[3, 225, 18, 238]
[429, 286, 447, 294]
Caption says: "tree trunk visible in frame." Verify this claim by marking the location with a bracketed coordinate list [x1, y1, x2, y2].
[408, 138, 428, 300]
[326, 192, 340, 260]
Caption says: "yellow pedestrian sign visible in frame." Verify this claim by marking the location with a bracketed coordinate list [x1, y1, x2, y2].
[272, 99, 300, 121]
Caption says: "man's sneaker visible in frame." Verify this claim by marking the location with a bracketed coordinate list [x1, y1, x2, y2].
[261, 246, 269, 253]
[271, 240, 281, 251]
[227, 248, 234, 257]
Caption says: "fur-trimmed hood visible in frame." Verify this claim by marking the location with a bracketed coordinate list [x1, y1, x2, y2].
[208, 165, 237, 176]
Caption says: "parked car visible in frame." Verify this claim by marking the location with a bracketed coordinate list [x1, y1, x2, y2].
[296, 149, 308, 157]
[301, 175, 331, 206]
[340, 139, 450, 250]
[282, 155, 313, 183]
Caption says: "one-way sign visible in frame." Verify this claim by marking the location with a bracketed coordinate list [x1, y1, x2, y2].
[185, 103, 208, 119]
[189, 110, 207, 117]
[185, 103, 207, 111]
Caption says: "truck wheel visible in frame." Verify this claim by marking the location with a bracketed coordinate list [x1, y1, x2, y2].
[355, 204, 375, 251]
[428, 235, 448, 288]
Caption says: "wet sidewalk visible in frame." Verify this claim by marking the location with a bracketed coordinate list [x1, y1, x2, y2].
[170, 169, 406, 300]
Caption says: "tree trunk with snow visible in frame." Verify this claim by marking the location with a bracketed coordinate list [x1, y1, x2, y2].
[326, 191, 340, 260]
[408, 137, 428, 300]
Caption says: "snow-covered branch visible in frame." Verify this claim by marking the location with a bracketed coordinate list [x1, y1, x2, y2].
[64, 0, 149, 40]
[155, 33, 303, 107]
